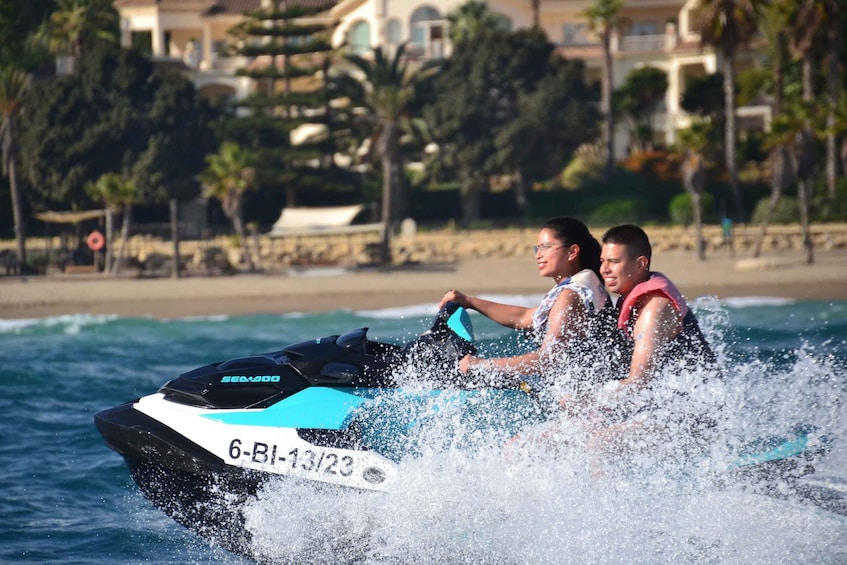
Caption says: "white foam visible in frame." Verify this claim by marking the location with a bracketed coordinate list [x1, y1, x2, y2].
[238, 298, 847, 563]
[0, 318, 41, 332]
[0, 313, 119, 334]
[722, 296, 797, 308]
[168, 314, 230, 323]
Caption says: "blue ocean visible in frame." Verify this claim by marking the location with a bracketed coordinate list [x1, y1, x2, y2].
[1, 295, 846, 564]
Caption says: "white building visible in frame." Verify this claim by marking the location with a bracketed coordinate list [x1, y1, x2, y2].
[115, 0, 765, 156]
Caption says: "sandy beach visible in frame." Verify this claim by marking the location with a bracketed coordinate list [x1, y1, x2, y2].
[1, 248, 845, 320]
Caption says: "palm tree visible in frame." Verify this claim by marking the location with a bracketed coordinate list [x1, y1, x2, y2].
[0, 66, 30, 275]
[44, 0, 87, 59]
[446, 1, 508, 44]
[530, 0, 541, 29]
[753, 144, 794, 258]
[678, 119, 713, 260]
[695, 0, 765, 223]
[584, 0, 626, 184]
[823, 0, 840, 200]
[39, 0, 116, 61]
[786, 0, 838, 200]
[785, 0, 825, 265]
[200, 142, 257, 272]
[792, 126, 816, 264]
[764, 102, 816, 264]
[85, 172, 137, 275]
[787, 0, 823, 104]
[752, 1, 792, 258]
[343, 42, 439, 266]
[0, 35, 47, 274]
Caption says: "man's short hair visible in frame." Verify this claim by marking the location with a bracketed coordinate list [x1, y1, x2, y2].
[602, 224, 652, 262]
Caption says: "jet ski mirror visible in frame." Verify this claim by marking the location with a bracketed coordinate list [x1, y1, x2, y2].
[337, 328, 370, 354]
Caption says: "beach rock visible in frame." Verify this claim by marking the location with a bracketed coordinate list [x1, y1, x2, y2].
[734, 257, 795, 271]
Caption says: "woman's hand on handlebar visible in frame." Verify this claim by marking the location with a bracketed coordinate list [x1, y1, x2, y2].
[439, 289, 469, 310]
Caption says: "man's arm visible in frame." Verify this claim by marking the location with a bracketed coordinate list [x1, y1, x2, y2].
[620, 294, 681, 386]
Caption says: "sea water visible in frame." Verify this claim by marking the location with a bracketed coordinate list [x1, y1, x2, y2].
[1, 296, 845, 564]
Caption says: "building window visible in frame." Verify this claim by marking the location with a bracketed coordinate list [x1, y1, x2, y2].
[348, 21, 371, 54]
[562, 23, 589, 45]
[386, 18, 402, 44]
[131, 30, 153, 55]
[410, 6, 440, 46]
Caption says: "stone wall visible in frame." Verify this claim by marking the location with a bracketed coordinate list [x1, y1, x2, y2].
[5, 223, 847, 273]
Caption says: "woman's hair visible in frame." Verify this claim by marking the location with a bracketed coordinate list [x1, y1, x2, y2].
[541, 216, 602, 279]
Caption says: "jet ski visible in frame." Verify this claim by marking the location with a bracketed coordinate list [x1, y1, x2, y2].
[94, 302, 834, 556]
[95, 302, 539, 551]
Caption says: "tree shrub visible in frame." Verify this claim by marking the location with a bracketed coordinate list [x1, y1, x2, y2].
[560, 154, 604, 189]
[751, 196, 799, 224]
[669, 192, 715, 226]
[587, 199, 646, 225]
[812, 179, 847, 221]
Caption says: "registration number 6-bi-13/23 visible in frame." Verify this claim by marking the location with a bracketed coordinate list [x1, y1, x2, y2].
[227, 438, 355, 477]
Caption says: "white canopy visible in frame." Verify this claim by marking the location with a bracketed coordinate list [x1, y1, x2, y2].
[268, 205, 384, 238]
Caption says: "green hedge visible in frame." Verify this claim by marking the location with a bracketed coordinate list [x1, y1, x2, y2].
[669, 192, 717, 225]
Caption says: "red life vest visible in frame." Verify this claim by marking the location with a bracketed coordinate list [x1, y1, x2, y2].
[617, 272, 689, 334]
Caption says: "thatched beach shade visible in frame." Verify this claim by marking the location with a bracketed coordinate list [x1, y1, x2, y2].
[35, 210, 107, 273]
[35, 210, 106, 224]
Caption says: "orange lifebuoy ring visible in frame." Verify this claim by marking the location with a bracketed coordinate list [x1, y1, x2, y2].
[87, 231, 105, 251]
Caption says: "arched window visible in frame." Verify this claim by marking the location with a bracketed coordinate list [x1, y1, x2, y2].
[348, 21, 371, 54]
[410, 6, 440, 46]
[386, 18, 402, 44]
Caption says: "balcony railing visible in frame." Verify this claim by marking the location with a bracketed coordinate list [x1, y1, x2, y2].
[619, 34, 670, 53]
[560, 31, 678, 54]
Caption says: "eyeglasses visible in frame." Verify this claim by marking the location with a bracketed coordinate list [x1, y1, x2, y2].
[532, 243, 570, 255]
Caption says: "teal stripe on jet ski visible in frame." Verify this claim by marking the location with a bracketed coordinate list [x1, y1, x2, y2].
[447, 308, 474, 342]
[733, 433, 810, 468]
[200, 387, 385, 429]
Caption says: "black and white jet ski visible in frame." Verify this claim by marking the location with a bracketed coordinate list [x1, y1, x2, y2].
[94, 302, 834, 554]
[95, 303, 539, 550]
[95, 303, 489, 495]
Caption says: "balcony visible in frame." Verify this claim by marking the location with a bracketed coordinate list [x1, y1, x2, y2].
[560, 29, 679, 55]
[620, 33, 676, 53]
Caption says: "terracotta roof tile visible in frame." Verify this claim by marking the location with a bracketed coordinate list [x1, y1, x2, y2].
[114, 0, 156, 6]
[115, 0, 336, 15]
[206, 0, 336, 15]
[204, 0, 259, 16]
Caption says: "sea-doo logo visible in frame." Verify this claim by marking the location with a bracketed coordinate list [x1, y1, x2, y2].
[221, 375, 281, 384]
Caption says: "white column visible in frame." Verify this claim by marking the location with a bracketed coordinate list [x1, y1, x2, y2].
[120, 18, 131, 48]
[151, 19, 165, 56]
[704, 53, 718, 74]
[201, 24, 213, 70]
[665, 81, 678, 147]
[667, 60, 680, 114]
